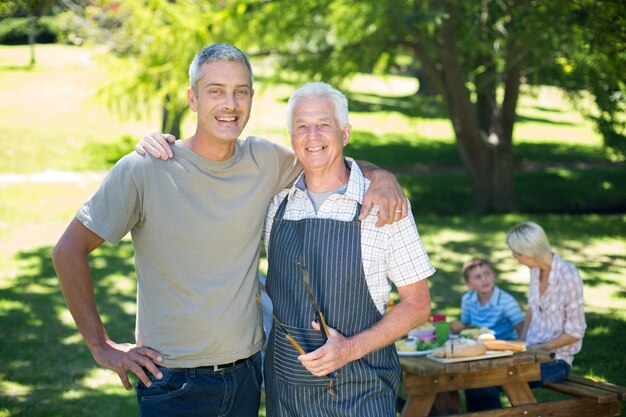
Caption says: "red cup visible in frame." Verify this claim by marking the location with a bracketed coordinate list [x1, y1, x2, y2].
[432, 314, 446, 323]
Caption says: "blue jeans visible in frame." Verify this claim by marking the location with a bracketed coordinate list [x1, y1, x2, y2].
[529, 359, 571, 388]
[136, 352, 263, 417]
[465, 386, 502, 412]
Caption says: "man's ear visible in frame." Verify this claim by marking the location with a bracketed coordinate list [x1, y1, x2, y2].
[188, 87, 198, 112]
[342, 123, 352, 146]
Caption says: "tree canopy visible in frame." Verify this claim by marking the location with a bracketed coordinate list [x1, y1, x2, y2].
[95, 0, 214, 138]
[219, 0, 624, 210]
[83, 0, 624, 211]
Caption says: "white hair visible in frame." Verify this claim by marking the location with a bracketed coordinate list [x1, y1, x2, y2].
[286, 82, 349, 134]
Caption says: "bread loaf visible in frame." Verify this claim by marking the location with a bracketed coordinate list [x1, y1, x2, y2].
[480, 340, 527, 352]
[432, 338, 486, 358]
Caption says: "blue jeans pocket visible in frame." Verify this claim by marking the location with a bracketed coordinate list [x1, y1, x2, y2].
[137, 367, 192, 402]
[247, 351, 264, 392]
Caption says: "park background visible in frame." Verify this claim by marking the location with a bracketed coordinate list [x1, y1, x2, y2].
[0, 1, 624, 416]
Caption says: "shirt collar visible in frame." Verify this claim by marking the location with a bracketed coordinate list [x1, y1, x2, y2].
[287, 157, 369, 203]
[547, 252, 560, 285]
[469, 286, 501, 306]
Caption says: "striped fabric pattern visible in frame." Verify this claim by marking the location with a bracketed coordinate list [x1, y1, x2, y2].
[263, 158, 435, 314]
[264, 196, 398, 416]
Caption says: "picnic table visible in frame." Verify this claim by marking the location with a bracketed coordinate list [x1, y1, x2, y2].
[399, 348, 626, 416]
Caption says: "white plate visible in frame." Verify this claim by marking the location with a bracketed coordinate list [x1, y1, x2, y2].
[426, 350, 513, 363]
[397, 349, 433, 357]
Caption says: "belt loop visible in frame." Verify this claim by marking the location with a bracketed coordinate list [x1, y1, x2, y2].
[188, 367, 196, 378]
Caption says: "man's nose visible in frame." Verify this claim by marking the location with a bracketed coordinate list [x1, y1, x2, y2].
[306, 125, 320, 137]
[223, 92, 237, 111]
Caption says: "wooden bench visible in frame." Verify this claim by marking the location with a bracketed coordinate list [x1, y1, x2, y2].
[539, 374, 626, 417]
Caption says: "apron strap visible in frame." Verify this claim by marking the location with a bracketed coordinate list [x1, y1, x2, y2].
[274, 196, 289, 220]
[352, 203, 362, 222]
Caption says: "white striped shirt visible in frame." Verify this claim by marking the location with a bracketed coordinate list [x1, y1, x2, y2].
[526, 253, 586, 365]
[262, 158, 435, 314]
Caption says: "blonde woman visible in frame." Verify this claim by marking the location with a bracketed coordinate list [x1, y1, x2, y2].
[506, 221, 586, 386]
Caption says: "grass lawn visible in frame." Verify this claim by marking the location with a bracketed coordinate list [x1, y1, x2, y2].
[1, 44, 625, 416]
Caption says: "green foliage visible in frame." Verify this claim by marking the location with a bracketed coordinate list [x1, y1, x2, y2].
[82, 134, 137, 169]
[93, 0, 213, 136]
[525, 0, 626, 158]
[0, 16, 57, 44]
[221, 0, 626, 212]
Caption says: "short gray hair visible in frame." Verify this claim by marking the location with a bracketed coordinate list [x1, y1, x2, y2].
[286, 82, 349, 134]
[188, 43, 253, 96]
[506, 221, 552, 260]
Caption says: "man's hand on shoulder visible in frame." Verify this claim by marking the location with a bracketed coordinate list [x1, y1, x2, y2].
[361, 168, 408, 227]
[135, 131, 177, 160]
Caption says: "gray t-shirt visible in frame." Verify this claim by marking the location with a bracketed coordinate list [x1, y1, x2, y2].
[77, 137, 300, 367]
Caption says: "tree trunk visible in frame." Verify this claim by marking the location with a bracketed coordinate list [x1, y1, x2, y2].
[417, 0, 516, 212]
[161, 100, 185, 139]
[467, 140, 514, 212]
[415, 68, 438, 96]
[28, 12, 36, 66]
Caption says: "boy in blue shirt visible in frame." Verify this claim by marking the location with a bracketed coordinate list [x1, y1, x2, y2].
[450, 258, 525, 412]
[451, 258, 524, 340]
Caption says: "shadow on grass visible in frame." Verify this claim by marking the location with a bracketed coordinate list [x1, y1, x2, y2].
[0, 243, 139, 417]
[515, 113, 576, 126]
[0, 64, 37, 72]
[346, 92, 447, 119]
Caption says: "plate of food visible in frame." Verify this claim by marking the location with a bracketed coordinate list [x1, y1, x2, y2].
[427, 338, 514, 363]
[395, 338, 439, 356]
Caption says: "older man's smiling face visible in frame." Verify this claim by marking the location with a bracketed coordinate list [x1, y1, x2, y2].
[290, 97, 351, 174]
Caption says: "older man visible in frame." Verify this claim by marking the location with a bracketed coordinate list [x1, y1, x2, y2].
[262, 82, 434, 417]
[54, 43, 406, 417]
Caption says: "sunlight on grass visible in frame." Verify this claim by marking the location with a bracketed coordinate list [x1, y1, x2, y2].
[0, 380, 32, 402]
[61, 333, 84, 346]
[80, 368, 124, 394]
[61, 389, 84, 400]
[545, 167, 575, 178]
[0, 299, 26, 314]
[101, 274, 135, 293]
[119, 300, 136, 316]
[347, 73, 419, 97]
[57, 308, 77, 328]
[430, 229, 476, 242]
[586, 325, 610, 337]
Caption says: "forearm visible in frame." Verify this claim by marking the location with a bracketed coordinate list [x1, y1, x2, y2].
[355, 160, 381, 179]
[539, 333, 579, 352]
[347, 282, 431, 361]
[55, 249, 108, 350]
[348, 299, 430, 360]
[514, 321, 525, 340]
[53, 221, 109, 352]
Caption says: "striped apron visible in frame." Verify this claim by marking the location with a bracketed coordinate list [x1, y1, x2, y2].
[264, 197, 399, 417]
